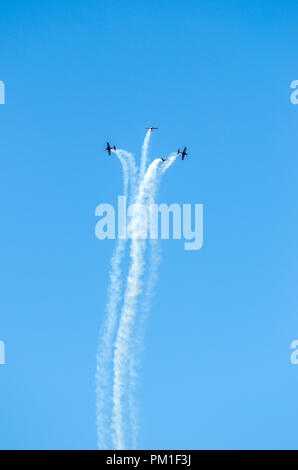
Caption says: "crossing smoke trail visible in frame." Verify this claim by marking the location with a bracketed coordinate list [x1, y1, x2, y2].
[112, 159, 162, 450]
[96, 132, 177, 450]
[126, 133, 154, 447]
[112, 154, 177, 449]
[127, 153, 177, 448]
[96, 150, 136, 449]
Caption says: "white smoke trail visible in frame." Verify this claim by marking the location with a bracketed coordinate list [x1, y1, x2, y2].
[128, 154, 177, 448]
[96, 150, 134, 450]
[127, 238, 161, 449]
[126, 136, 155, 448]
[112, 158, 162, 450]
[139, 130, 151, 183]
[142, 153, 177, 315]
[160, 152, 177, 174]
[96, 136, 177, 449]
[116, 149, 138, 201]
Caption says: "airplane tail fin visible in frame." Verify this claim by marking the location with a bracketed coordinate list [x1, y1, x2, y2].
[113, 145, 116, 150]
[177, 149, 180, 155]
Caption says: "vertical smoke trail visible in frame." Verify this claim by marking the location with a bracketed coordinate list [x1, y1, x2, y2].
[128, 236, 161, 449]
[128, 154, 177, 448]
[117, 149, 138, 201]
[112, 159, 162, 450]
[139, 130, 151, 183]
[96, 150, 134, 450]
[96, 134, 177, 449]
[126, 135, 153, 448]
[140, 154, 177, 316]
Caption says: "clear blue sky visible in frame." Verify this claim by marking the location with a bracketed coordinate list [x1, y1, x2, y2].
[0, 0, 298, 450]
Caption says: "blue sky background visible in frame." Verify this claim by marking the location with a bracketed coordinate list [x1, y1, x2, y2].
[0, 0, 298, 449]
